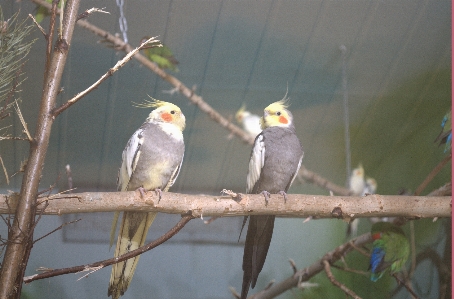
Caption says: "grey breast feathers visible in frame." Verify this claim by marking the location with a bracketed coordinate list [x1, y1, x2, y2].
[251, 126, 303, 194]
[126, 122, 185, 191]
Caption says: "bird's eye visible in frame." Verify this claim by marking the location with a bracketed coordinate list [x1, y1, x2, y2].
[276, 111, 281, 116]
[170, 110, 176, 114]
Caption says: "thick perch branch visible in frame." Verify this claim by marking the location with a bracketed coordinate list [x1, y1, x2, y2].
[0, 192, 450, 219]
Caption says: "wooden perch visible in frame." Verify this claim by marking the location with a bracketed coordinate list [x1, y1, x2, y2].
[0, 192, 450, 219]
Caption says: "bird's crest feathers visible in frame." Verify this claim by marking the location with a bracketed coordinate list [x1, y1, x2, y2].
[133, 97, 185, 131]
[132, 96, 176, 110]
[261, 92, 292, 129]
[265, 95, 290, 112]
[235, 103, 249, 122]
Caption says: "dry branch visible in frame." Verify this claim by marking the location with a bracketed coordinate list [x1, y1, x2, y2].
[323, 260, 361, 299]
[0, 0, 81, 296]
[247, 233, 373, 299]
[23, 215, 193, 284]
[0, 192, 450, 219]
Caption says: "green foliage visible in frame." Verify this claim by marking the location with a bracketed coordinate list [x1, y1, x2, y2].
[0, 6, 35, 127]
[34, 0, 63, 23]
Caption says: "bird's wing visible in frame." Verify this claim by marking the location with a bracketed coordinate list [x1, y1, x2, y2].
[110, 128, 145, 248]
[163, 152, 184, 192]
[117, 128, 144, 191]
[246, 134, 265, 193]
[286, 153, 303, 191]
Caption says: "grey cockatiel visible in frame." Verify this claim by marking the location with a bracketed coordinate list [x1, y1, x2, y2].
[241, 98, 304, 299]
[108, 99, 185, 299]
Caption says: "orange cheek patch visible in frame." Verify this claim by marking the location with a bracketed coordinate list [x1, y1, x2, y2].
[161, 113, 173, 122]
[279, 116, 288, 124]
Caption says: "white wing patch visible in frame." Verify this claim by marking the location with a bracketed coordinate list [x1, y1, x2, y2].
[288, 153, 304, 189]
[246, 134, 265, 193]
[163, 152, 184, 192]
[117, 128, 144, 191]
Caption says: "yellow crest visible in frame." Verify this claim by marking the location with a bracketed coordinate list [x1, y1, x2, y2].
[132, 96, 179, 111]
[235, 103, 247, 121]
[265, 92, 290, 112]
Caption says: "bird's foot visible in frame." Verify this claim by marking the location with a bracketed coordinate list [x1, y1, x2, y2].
[279, 190, 288, 203]
[261, 190, 271, 206]
[154, 188, 163, 203]
[137, 187, 147, 198]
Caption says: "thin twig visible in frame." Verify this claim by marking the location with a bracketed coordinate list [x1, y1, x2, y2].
[0, 155, 9, 185]
[33, 218, 81, 244]
[348, 240, 370, 257]
[331, 263, 369, 277]
[51, 36, 161, 117]
[76, 7, 110, 21]
[27, 14, 46, 36]
[323, 260, 362, 299]
[392, 273, 421, 299]
[414, 153, 452, 196]
[13, 101, 33, 141]
[23, 215, 194, 283]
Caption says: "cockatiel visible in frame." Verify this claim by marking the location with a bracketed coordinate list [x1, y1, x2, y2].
[108, 99, 185, 299]
[235, 104, 262, 138]
[241, 97, 304, 299]
[349, 164, 365, 196]
[369, 222, 410, 282]
[363, 177, 377, 195]
[434, 110, 452, 153]
[346, 164, 366, 237]
[140, 37, 179, 71]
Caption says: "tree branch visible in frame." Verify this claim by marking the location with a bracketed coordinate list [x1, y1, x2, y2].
[0, 192, 450, 219]
[0, 0, 81, 296]
[52, 36, 161, 117]
[323, 260, 361, 299]
[22, 215, 193, 283]
[248, 233, 373, 299]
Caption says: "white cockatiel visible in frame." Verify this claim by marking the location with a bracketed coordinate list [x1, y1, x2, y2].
[347, 165, 379, 237]
[363, 177, 377, 195]
[108, 99, 185, 299]
[235, 104, 262, 138]
[346, 164, 365, 237]
[241, 97, 304, 299]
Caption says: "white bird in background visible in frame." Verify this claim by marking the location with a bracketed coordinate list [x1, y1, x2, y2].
[349, 164, 365, 196]
[347, 165, 378, 237]
[235, 104, 262, 139]
[363, 177, 377, 195]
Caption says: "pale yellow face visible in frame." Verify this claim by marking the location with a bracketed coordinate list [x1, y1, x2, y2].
[260, 100, 292, 129]
[353, 164, 364, 177]
[149, 101, 186, 131]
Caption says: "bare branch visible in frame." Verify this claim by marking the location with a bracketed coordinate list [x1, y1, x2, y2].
[251, 234, 372, 299]
[27, 14, 46, 36]
[76, 7, 110, 22]
[33, 218, 81, 244]
[392, 273, 421, 299]
[0, 155, 9, 185]
[23, 215, 193, 283]
[414, 153, 451, 196]
[323, 260, 362, 299]
[13, 101, 33, 141]
[51, 36, 160, 117]
[297, 166, 351, 196]
[0, 191, 450, 218]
